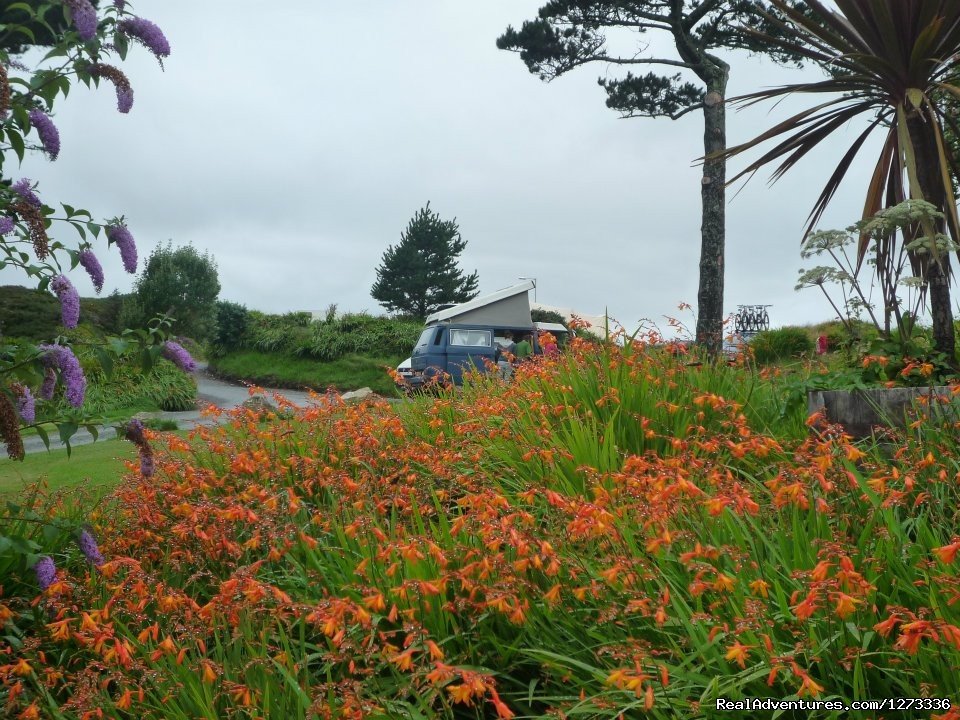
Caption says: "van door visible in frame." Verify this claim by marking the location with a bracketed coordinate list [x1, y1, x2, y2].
[445, 326, 495, 384]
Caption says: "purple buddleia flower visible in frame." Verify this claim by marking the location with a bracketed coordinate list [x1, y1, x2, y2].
[78, 249, 104, 293]
[93, 65, 133, 113]
[63, 0, 98, 41]
[106, 224, 137, 273]
[139, 448, 154, 478]
[50, 275, 80, 329]
[39, 345, 86, 408]
[113, 0, 126, 9]
[124, 417, 146, 445]
[161, 341, 197, 372]
[118, 17, 170, 63]
[34, 556, 56, 590]
[28, 110, 60, 160]
[13, 384, 34, 424]
[39, 368, 56, 401]
[76, 529, 105, 566]
[12, 178, 41, 208]
[123, 419, 154, 477]
[0, 217, 13, 235]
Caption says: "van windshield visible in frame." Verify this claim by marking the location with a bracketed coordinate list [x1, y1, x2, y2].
[415, 328, 436, 347]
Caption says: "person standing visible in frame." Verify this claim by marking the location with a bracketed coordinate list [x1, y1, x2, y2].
[497, 331, 516, 379]
[515, 333, 532, 360]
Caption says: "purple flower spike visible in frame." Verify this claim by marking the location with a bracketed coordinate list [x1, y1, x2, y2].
[39, 368, 57, 401]
[39, 345, 86, 408]
[14, 384, 34, 424]
[113, 0, 126, 8]
[63, 0, 98, 41]
[92, 65, 133, 114]
[50, 275, 80, 329]
[28, 110, 60, 160]
[161, 341, 197, 372]
[0, 217, 13, 235]
[12, 178, 41, 208]
[77, 530, 105, 566]
[139, 450, 155, 478]
[34, 556, 56, 590]
[124, 417, 145, 445]
[78, 249, 104, 293]
[106, 224, 137, 273]
[118, 17, 170, 63]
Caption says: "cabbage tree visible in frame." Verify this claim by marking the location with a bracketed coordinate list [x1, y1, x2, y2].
[723, 0, 960, 359]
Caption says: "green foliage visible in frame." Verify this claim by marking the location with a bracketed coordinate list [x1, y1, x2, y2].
[123, 242, 221, 341]
[240, 310, 422, 362]
[371, 202, 479, 318]
[0, 285, 60, 340]
[750, 327, 814, 364]
[303, 313, 422, 361]
[531, 308, 567, 326]
[209, 350, 403, 396]
[79, 353, 198, 415]
[211, 300, 249, 358]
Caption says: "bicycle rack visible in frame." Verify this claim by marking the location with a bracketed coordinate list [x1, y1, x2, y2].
[733, 304, 771, 338]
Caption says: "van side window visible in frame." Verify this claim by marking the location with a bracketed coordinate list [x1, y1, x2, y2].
[433, 328, 444, 345]
[449, 329, 492, 347]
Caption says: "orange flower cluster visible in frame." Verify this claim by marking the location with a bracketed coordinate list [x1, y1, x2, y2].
[1, 339, 959, 716]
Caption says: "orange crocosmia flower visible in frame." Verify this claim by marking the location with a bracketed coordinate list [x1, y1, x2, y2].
[810, 561, 833, 582]
[645, 683, 655, 710]
[447, 684, 475, 706]
[713, 573, 736, 592]
[934, 542, 960, 564]
[873, 614, 900, 638]
[793, 590, 819, 621]
[724, 642, 753, 669]
[18, 703, 40, 720]
[489, 687, 515, 719]
[796, 671, 824, 698]
[425, 640, 445, 661]
[833, 592, 860, 619]
[749, 579, 769, 598]
[389, 648, 416, 672]
[115, 690, 133, 710]
[12, 658, 32, 676]
[201, 660, 218, 684]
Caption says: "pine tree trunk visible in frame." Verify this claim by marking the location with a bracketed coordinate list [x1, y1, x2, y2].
[906, 114, 956, 363]
[695, 68, 729, 358]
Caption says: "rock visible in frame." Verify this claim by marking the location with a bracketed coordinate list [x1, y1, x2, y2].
[241, 395, 277, 418]
[807, 386, 960, 438]
[340, 387, 373, 403]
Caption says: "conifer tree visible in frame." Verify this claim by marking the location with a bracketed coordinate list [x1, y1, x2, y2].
[372, 203, 480, 319]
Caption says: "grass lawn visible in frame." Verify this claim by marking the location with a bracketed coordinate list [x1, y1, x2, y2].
[209, 350, 404, 396]
[0, 437, 135, 497]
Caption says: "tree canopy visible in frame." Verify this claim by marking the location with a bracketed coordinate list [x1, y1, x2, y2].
[371, 203, 479, 319]
[124, 243, 221, 342]
[722, 0, 960, 360]
[497, 1, 802, 355]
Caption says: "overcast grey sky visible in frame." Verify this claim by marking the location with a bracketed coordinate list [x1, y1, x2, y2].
[8, 1, 886, 336]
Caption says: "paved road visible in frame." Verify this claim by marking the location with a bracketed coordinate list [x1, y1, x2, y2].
[21, 365, 332, 455]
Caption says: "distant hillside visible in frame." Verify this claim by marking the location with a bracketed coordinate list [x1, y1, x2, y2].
[0, 284, 127, 341]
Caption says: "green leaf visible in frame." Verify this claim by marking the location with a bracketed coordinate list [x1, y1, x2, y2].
[906, 88, 924, 109]
[7, 129, 24, 163]
[34, 424, 49, 450]
[94, 347, 114, 378]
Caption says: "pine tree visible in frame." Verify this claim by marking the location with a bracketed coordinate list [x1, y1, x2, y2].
[371, 203, 480, 319]
[497, 1, 804, 356]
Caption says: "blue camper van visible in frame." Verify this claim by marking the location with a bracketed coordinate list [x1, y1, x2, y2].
[401, 281, 539, 390]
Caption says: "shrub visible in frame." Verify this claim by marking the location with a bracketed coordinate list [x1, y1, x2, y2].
[211, 301, 249, 357]
[82, 357, 197, 416]
[750, 326, 814, 364]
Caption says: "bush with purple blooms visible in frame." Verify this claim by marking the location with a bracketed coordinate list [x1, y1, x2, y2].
[0, 1, 197, 461]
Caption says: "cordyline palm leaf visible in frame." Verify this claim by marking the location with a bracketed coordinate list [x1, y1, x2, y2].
[722, 0, 960, 268]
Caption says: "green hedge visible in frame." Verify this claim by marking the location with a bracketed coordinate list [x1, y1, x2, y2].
[239, 311, 422, 361]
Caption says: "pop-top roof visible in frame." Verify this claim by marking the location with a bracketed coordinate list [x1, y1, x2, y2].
[425, 280, 535, 327]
